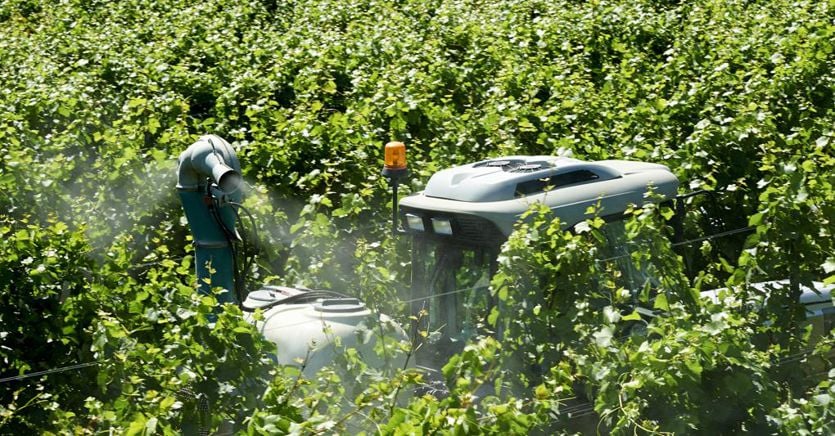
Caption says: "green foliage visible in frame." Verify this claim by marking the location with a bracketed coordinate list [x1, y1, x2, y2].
[490, 202, 832, 434]
[769, 368, 835, 434]
[1, 0, 834, 433]
[0, 216, 93, 430]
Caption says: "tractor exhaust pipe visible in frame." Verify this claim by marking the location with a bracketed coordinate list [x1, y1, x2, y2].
[176, 135, 242, 303]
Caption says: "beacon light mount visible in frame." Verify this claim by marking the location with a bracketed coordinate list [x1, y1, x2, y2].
[382, 141, 409, 235]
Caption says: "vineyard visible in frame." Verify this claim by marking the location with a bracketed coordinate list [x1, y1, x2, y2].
[1, 0, 834, 433]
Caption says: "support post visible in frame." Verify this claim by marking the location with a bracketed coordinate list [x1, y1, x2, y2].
[391, 180, 399, 236]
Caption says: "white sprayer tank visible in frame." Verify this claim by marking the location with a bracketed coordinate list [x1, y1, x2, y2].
[243, 286, 409, 375]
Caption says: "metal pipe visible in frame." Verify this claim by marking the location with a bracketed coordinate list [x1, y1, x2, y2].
[176, 135, 242, 303]
[391, 181, 399, 236]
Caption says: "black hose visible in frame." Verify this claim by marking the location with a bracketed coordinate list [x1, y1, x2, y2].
[206, 181, 244, 306]
[240, 290, 351, 313]
[231, 202, 259, 301]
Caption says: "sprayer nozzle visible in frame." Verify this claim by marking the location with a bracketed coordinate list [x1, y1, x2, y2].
[218, 171, 242, 194]
[212, 165, 242, 194]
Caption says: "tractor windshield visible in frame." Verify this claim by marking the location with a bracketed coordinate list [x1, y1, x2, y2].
[406, 218, 661, 367]
[408, 237, 499, 366]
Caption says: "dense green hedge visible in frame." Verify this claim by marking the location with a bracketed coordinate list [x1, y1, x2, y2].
[1, 0, 833, 433]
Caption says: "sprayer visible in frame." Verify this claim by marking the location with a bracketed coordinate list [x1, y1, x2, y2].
[176, 135, 408, 375]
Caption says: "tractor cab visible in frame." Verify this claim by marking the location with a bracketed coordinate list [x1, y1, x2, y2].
[390, 153, 679, 365]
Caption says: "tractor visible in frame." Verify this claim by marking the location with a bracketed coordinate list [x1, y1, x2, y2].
[176, 135, 833, 377]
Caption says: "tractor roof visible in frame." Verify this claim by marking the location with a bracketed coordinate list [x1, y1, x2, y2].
[423, 156, 674, 203]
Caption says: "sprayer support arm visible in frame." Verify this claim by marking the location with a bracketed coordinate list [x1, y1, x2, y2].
[176, 135, 243, 303]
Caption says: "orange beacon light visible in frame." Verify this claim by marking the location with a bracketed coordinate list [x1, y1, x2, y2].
[383, 141, 407, 172]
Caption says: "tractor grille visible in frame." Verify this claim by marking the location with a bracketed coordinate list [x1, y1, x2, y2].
[400, 206, 506, 247]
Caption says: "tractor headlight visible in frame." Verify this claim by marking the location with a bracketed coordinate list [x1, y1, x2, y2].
[405, 214, 425, 231]
[431, 218, 453, 235]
